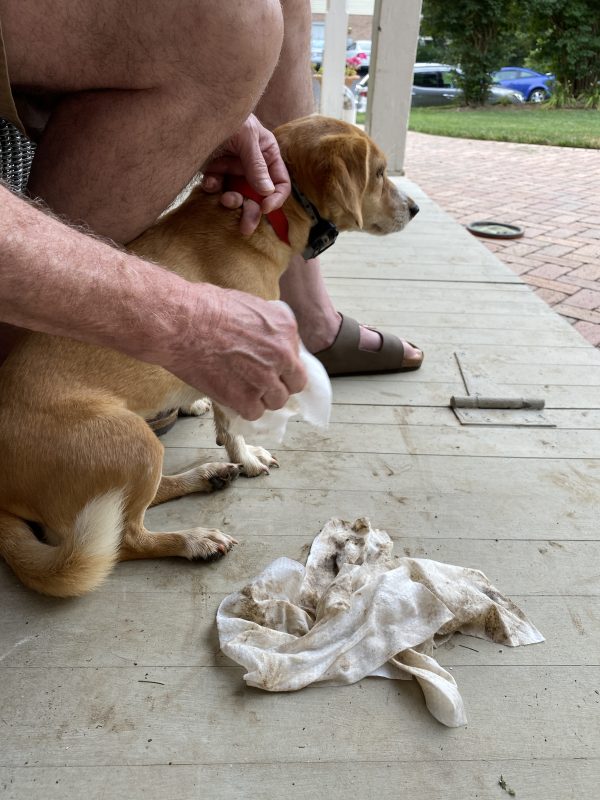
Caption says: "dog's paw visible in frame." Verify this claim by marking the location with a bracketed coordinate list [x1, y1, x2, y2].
[184, 528, 238, 561]
[180, 398, 212, 417]
[239, 446, 280, 477]
[182, 461, 240, 494]
[205, 462, 241, 490]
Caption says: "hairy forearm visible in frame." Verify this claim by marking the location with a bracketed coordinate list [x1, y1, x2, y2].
[0, 185, 216, 364]
[0, 184, 306, 418]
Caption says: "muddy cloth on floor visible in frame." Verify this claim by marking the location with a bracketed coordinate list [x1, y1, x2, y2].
[217, 518, 544, 727]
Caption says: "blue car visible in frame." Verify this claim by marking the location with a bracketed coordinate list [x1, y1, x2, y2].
[492, 67, 554, 103]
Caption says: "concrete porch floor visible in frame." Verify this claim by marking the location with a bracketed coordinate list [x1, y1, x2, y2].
[0, 180, 599, 799]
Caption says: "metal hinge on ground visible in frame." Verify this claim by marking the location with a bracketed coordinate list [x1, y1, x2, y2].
[451, 351, 555, 427]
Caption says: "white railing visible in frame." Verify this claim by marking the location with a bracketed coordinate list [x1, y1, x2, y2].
[318, 0, 422, 174]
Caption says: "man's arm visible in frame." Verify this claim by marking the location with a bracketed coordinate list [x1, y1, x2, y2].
[0, 185, 306, 419]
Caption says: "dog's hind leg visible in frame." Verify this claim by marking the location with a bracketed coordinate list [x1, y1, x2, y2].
[118, 422, 238, 561]
[212, 404, 279, 477]
[119, 521, 237, 562]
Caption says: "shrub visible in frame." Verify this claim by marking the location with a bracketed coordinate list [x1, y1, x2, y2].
[526, 0, 600, 97]
[421, 0, 516, 105]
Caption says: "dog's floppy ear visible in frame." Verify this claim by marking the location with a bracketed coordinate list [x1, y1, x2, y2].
[321, 134, 370, 229]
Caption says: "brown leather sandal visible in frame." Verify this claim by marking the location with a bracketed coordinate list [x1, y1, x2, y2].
[314, 314, 424, 377]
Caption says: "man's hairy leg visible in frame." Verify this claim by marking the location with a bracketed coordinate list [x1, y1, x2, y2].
[255, 0, 314, 130]
[255, 0, 350, 352]
[1, 0, 284, 242]
[257, 0, 421, 362]
[0, 186, 306, 419]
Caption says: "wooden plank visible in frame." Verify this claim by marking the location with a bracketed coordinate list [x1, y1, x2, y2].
[334, 322, 588, 350]
[1, 536, 598, 599]
[324, 239, 515, 257]
[159, 447, 600, 492]
[324, 405, 600, 428]
[326, 237, 528, 264]
[327, 231, 512, 249]
[321, 263, 523, 282]
[106, 538, 599, 598]
[147, 453, 600, 540]
[163, 419, 600, 459]
[401, 326, 592, 348]
[167, 405, 600, 429]
[325, 298, 554, 317]
[322, 282, 554, 311]
[322, 284, 540, 304]
[322, 310, 576, 332]
[339, 359, 600, 386]
[8, 530, 598, 596]
[331, 222, 511, 242]
[0, 666, 596, 765]
[2, 759, 598, 800]
[378, 343, 600, 366]
[329, 380, 600, 409]
[324, 278, 532, 294]
[322, 246, 521, 268]
[0, 532, 600, 600]
[0, 591, 596, 669]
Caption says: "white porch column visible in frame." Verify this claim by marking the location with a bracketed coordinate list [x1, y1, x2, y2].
[320, 0, 349, 118]
[366, 0, 422, 174]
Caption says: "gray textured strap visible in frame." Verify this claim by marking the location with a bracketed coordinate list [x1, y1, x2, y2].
[0, 118, 36, 193]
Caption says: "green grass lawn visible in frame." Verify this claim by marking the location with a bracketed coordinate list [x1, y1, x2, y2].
[406, 106, 600, 149]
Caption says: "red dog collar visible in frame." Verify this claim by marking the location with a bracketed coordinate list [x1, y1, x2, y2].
[224, 175, 290, 246]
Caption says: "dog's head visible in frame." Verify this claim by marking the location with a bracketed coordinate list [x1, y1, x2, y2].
[275, 115, 418, 235]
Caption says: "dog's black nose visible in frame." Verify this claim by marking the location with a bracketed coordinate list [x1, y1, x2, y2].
[409, 202, 419, 219]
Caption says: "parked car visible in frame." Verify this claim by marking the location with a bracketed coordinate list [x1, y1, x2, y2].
[346, 39, 371, 75]
[492, 67, 554, 103]
[354, 63, 524, 112]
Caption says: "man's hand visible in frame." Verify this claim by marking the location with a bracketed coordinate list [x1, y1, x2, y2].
[164, 285, 307, 420]
[200, 114, 291, 235]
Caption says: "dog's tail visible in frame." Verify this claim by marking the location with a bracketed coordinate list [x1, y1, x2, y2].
[0, 491, 125, 597]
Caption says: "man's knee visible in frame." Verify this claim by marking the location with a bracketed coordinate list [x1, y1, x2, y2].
[2, 0, 283, 97]
[171, 0, 284, 98]
[240, 0, 285, 69]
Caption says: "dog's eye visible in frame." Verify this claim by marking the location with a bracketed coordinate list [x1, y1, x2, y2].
[376, 167, 385, 178]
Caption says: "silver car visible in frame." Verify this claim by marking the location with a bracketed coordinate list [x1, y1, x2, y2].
[355, 63, 524, 112]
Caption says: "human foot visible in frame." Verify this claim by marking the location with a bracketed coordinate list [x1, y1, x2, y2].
[279, 255, 423, 374]
[357, 322, 422, 364]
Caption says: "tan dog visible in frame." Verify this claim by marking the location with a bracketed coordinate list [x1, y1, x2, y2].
[0, 116, 417, 597]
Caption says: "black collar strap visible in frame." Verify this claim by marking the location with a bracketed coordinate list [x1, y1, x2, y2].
[291, 182, 339, 260]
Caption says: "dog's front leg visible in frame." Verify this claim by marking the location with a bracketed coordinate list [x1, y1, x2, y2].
[212, 404, 279, 477]
[179, 397, 212, 417]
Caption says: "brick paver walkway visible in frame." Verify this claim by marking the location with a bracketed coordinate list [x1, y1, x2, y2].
[404, 133, 600, 346]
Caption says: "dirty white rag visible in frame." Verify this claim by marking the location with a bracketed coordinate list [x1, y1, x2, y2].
[217, 518, 544, 727]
